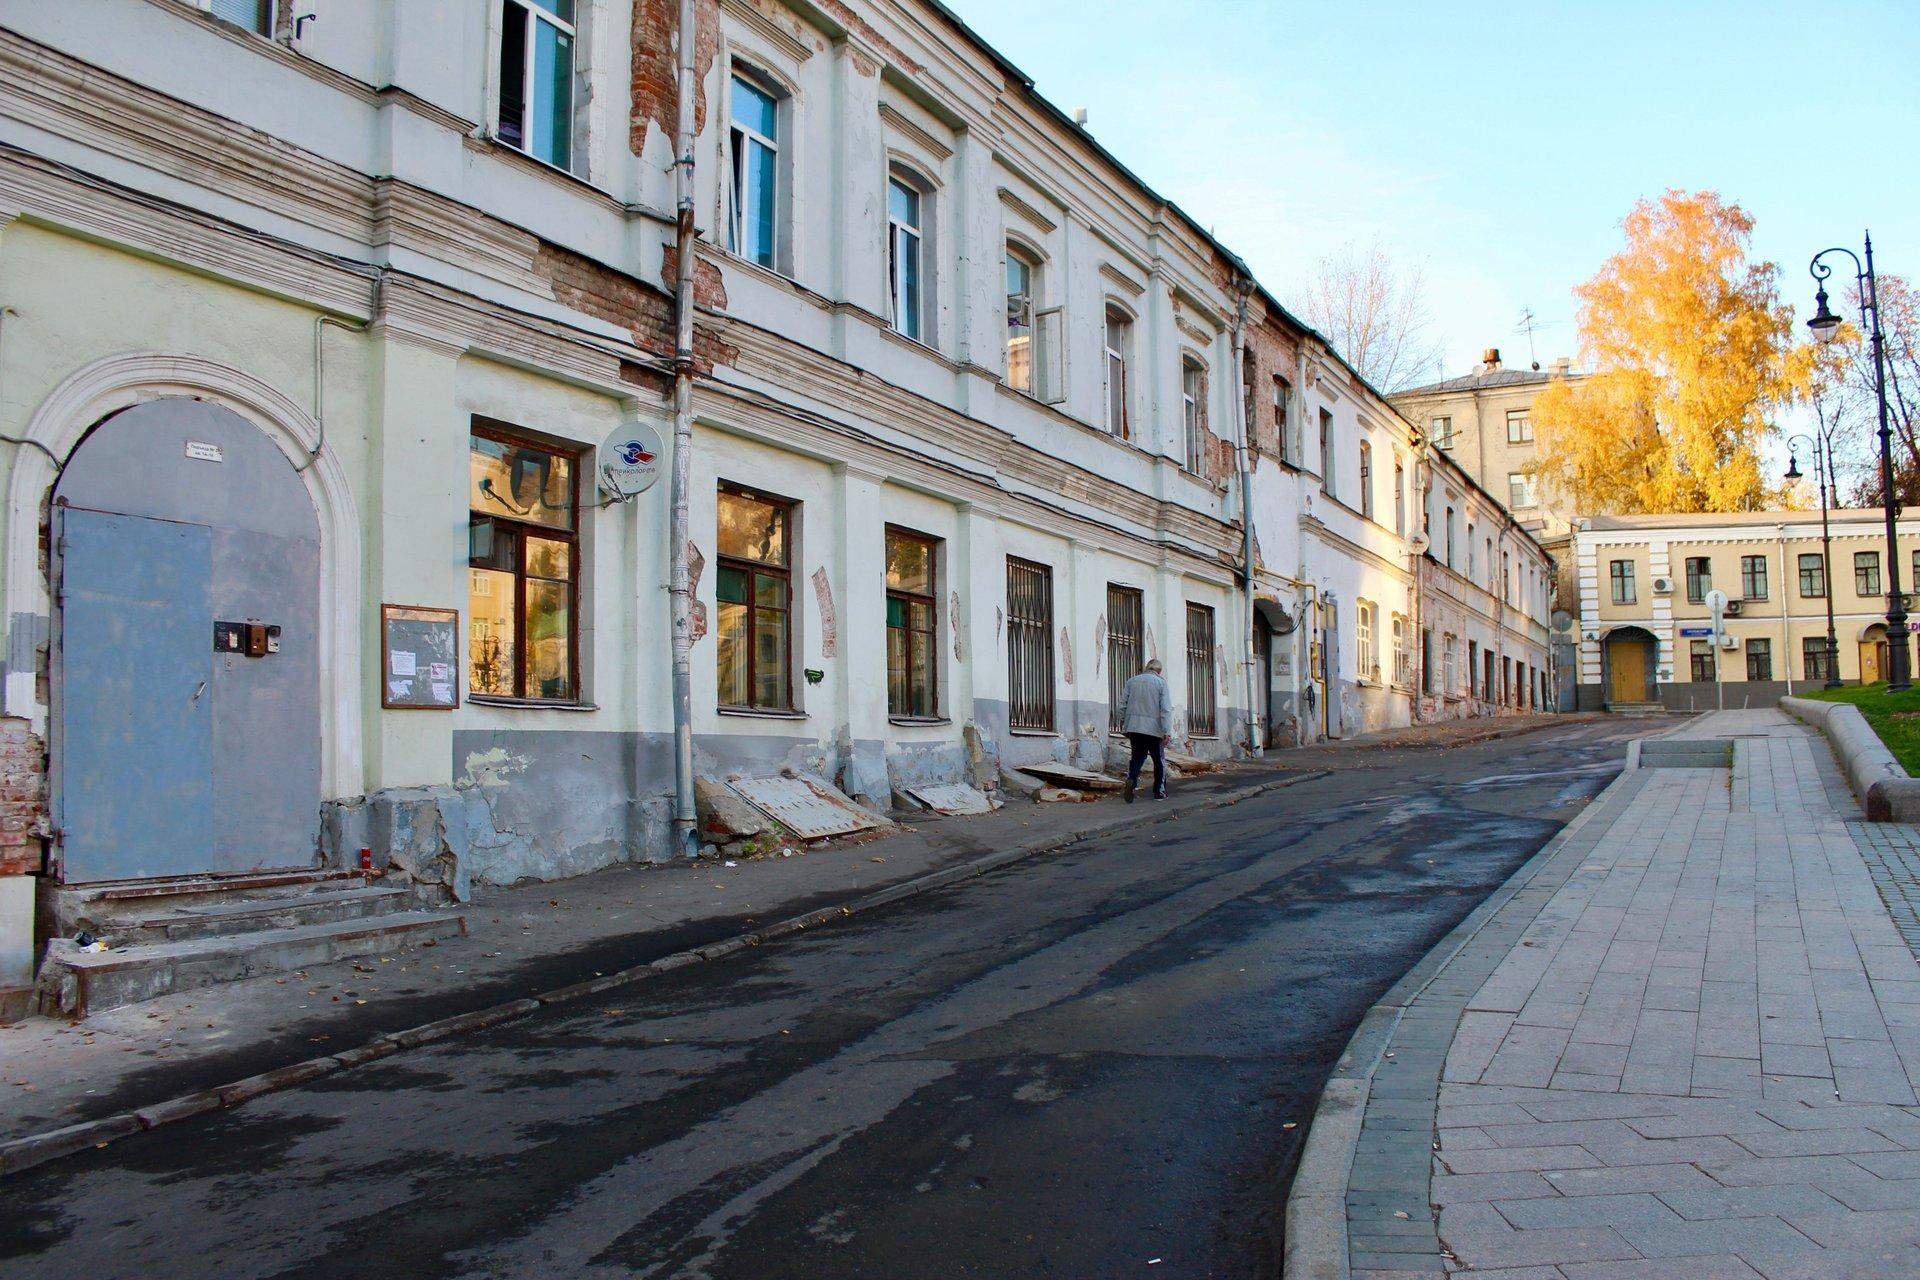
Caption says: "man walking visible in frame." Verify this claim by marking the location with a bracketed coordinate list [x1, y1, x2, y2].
[1117, 658, 1174, 802]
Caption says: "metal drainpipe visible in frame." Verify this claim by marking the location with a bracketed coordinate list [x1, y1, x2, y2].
[300, 270, 384, 474]
[1230, 280, 1260, 756]
[666, 0, 700, 857]
[1777, 523, 1793, 696]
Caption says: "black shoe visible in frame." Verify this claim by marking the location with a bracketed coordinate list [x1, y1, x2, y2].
[1124, 779, 1136, 803]
[1153, 789, 1167, 800]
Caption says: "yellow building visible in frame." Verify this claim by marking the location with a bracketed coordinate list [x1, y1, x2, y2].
[1573, 509, 1920, 710]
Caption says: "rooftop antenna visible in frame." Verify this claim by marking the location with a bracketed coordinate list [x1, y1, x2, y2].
[1516, 307, 1541, 370]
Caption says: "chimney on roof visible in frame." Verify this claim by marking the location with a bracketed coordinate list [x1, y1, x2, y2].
[1072, 107, 1089, 127]
[1551, 356, 1572, 376]
[1481, 347, 1501, 373]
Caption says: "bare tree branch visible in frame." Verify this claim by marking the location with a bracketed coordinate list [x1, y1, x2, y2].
[1293, 242, 1444, 393]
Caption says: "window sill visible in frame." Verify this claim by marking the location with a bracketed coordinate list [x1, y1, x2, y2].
[889, 716, 951, 727]
[1188, 733, 1219, 741]
[1007, 727, 1059, 738]
[717, 706, 808, 721]
[467, 695, 599, 712]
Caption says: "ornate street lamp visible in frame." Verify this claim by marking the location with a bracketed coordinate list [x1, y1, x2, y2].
[1811, 235, 1907, 690]
[1786, 434, 1842, 688]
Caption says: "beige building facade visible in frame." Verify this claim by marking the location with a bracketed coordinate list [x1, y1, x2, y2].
[1573, 509, 1920, 710]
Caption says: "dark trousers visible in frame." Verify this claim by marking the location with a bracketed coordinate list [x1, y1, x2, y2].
[1125, 733, 1166, 795]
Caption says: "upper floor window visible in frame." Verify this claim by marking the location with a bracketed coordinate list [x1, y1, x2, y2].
[1431, 415, 1453, 449]
[1005, 247, 1037, 394]
[1274, 375, 1294, 464]
[1507, 471, 1538, 509]
[1685, 555, 1711, 604]
[499, 0, 576, 171]
[1181, 358, 1207, 473]
[1610, 559, 1636, 605]
[887, 174, 928, 342]
[1467, 523, 1478, 577]
[1444, 506, 1456, 566]
[1799, 552, 1826, 597]
[727, 73, 782, 270]
[1319, 409, 1336, 495]
[1104, 305, 1133, 438]
[1857, 551, 1882, 597]
[1358, 441, 1374, 518]
[1741, 554, 1768, 601]
[1506, 408, 1534, 444]
[205, 0, 272, 34]
[469, 424, 580, 702]
[1393, 462, 1406, 534]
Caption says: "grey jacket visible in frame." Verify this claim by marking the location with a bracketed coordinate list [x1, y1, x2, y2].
[1116, 670, 1173, 738]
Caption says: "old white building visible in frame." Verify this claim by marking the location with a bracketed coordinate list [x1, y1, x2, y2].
[0, 0, 1550, 1013]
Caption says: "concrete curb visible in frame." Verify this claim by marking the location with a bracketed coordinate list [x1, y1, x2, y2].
[1279, 726, 1672, 1280]
[1780, 694, 1920, 821]
[0, 766, 1325, 1181]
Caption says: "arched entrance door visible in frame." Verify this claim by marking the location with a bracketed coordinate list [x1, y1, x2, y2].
[1604, 626, 1657, 705]
[1861, 623, 1889, 685]
[52, 399, 322, 882]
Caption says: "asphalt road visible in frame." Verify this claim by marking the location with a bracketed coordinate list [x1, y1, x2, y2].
[0, 718, 1644, 1280]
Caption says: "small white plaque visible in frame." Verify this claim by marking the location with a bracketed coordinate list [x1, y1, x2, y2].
[185, 441, 224, 463]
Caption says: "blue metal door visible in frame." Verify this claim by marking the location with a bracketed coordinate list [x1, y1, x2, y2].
[55, 508, 216, 881]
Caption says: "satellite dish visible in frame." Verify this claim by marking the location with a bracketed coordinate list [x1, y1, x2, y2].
[598, 421, 665, 499]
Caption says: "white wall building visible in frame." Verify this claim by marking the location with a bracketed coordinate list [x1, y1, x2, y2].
[0, 0, 1551, 1010]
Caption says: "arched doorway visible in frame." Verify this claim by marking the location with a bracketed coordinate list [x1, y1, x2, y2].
[1861, 623, 1889, 686]
[51, 398, 322, 881]
[1253, 597, 1294, 748]
[1603, 626, 1657, 706]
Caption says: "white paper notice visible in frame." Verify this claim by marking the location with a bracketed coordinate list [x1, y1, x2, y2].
[429, 662, 450, 682]
[390, 650, 417, 676]
[388, 678, 413, 700]
[430, 682, 453, 704]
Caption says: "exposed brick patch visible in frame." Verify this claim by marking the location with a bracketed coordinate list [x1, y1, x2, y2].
[630, 0, 719, 156]
[534, 238, 734, 374]
[661, 243, 728, 312]
[620, 360, 671, 395]
[0, 717, 46, 877]
[810, 0, 924, 76]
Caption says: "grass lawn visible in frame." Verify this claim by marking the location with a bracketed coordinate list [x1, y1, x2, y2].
[1801, 683, 1920, 775]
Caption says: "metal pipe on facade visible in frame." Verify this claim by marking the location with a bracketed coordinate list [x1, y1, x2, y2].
[300, 270, 383, 474]
[1229, 278, 1261, 756]
[666, 0, 700, 856]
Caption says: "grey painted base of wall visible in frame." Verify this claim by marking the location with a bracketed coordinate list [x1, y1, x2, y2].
[323, 709, 1256, 894]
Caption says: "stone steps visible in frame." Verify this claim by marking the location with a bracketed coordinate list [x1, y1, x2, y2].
[40, 909, 467, 1017]
[100, 884, 419, 944]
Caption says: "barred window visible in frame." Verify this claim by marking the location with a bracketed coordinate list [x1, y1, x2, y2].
[1006, 558, 1054, 732]
[1106, 585, 1144, 732]
[1186, 603, 1217, 737]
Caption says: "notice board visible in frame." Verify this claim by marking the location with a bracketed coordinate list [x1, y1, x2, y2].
[381, 603, 460, 709]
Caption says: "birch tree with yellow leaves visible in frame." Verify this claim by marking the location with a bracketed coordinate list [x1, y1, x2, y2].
[1533, 190, 1814, 513]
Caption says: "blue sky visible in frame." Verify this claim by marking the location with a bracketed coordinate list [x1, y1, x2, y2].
[946, 0, 1920, 379]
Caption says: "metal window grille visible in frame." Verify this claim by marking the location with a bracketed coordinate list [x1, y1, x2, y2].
[1006, 558, 1054, 731]
[1106, 585, 1143, 731]
[1186, 603, 1217, 737]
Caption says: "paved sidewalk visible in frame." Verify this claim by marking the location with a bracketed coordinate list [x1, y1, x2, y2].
[1320, 708, 1920, 1279]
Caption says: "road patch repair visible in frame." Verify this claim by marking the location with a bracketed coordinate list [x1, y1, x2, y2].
[1285, 708, 1920, 1278]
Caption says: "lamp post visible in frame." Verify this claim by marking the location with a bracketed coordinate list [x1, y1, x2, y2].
[1786, 433, 1842, 688]
[1809, 235, 1907, 691]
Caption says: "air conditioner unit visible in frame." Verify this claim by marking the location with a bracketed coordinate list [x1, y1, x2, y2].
[1725, 599, 1744, 617]
[1651, 576, 1673, 595]
[1719, 634, 1738, 650]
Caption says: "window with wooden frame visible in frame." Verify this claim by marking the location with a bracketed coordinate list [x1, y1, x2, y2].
[727, 69, 783, 270]
[887, 172, 929, 342]
[1319, 408, 1336, 494]
[468, 423, 580, 701]
[1106, 584, 1144, 731]
[1506, 408, 1534, 443]
[715, 486, 793, 711]
[1186, 603, 1217, 737]
[498, 0, 576, 171]
[1741, 554, 1768, 600]
[1358, 440, 1374, 518]
[1857, 551, 1882, 597]
[886, 528, 940, 718]
[1609, 559, 1635, 604]
[1007, 557, 1054, 731]
[1393, 461, 1406, 534]
[1181, 357, 1207, 473]
[1799, 552, 1826, 597]
[1685, 555, 1711, 604]
[1274, 374, 1294, 464]
[1005, 246, 1037, 394]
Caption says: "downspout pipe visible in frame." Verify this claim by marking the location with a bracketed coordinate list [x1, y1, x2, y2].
[667, 0, 700, 857]
[300, 269, 384, 474]
[1230, 276, 1261, 756]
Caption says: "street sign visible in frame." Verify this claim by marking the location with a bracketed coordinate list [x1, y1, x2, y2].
[1680, 626, 1712, 637]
